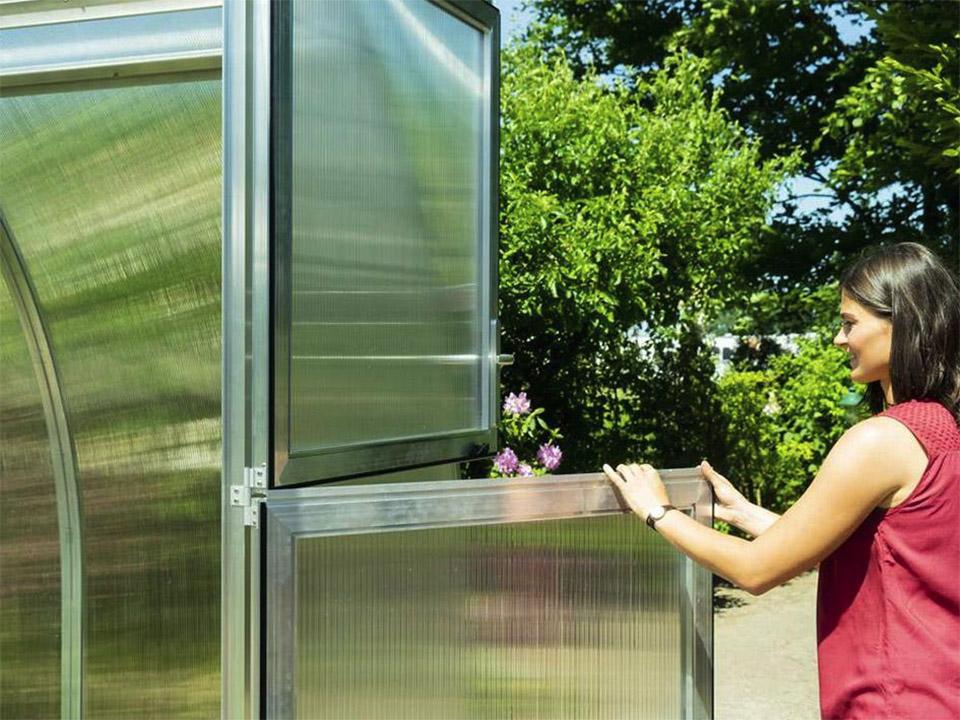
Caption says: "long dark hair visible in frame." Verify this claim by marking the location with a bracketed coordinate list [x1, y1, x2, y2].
[840, 242, 960, 424]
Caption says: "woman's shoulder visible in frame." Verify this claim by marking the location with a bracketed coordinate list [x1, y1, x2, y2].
[878, 399, 960, 453]
[815, 417, 925, 507]
[837, 416, 928, 483]
[843, 415, 922, 454]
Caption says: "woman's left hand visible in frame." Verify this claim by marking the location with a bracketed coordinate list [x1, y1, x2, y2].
[602, 463, 671, 521]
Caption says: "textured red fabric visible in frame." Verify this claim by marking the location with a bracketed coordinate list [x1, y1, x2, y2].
[817, 399, 960, 719]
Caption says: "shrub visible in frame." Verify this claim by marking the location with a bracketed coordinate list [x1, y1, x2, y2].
[716, 334, 868, 519]
[499, 40, 794, 474]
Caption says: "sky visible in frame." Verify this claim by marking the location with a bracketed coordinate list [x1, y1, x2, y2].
[490, 1, 874, 46]
[491, 0, 536, 42]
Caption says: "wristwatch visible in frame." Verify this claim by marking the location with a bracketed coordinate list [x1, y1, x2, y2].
[645, 504, 677, 531]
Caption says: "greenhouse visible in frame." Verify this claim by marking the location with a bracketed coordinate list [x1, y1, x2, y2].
[0, 1, 713, 717]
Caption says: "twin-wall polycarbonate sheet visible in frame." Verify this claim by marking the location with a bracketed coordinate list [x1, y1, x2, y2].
[0, 79, 222, 717]
[268, 473, 712, 719]
[293, 517, 682, 719]
[0, 276, 60, 719]
[287, 0, 486, 453]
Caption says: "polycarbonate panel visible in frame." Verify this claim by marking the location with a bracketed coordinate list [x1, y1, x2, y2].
[288, 0, 486, 452]
[268, 474, 712, 717]
[0, 275, 60, 719]
[293, 516, 681, 719]
[0, 80, 222, 717]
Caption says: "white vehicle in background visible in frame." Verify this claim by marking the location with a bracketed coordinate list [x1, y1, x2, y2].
[709, 332, 819, 376]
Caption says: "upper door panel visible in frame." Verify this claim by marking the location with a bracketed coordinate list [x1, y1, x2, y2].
[272, 0, 500, 486]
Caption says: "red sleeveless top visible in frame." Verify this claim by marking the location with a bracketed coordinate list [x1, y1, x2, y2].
[817, 399, 960, 719]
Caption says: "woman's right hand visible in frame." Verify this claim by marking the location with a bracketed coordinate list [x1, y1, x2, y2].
[699, 460, 748, 526]
[700, 460, 781, 537]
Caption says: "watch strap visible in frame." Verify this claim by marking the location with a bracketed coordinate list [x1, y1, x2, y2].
[645, 504, 677, 531]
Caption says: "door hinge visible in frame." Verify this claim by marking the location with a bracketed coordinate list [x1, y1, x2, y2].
[231, 463, 267, 528]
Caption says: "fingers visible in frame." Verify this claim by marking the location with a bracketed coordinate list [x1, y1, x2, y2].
[606, 462, 658, 478]
[700, 460, 729, 486]
[610, 462, 658, 482]
[603, 463, 625, 487]
[602, 464, 631, 512]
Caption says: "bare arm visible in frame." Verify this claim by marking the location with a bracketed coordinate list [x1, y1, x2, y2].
[607, 417, 917, 595]
[729, 503, 781, 538]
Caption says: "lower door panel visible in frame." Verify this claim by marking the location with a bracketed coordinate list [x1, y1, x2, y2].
[265, 472, 713, 719]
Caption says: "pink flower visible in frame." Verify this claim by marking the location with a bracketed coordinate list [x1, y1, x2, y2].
[517, 463, 534, 477]
[494, 447, 519, 474]
[503, 391, 531, 415]
[537, 443, 562, 471]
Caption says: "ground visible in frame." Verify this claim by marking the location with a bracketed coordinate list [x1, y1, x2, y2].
[714, 568, 821, 720]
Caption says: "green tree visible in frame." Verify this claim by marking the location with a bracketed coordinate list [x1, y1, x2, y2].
[498, 42, 793, 472]
[822, 5, 959, 260]
[531, 0, 875, 168]
[527, 0, 959, 328]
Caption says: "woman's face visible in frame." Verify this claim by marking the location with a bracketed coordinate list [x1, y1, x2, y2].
[833, 291, 893, 385]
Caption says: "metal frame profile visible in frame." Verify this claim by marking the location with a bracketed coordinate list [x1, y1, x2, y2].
[0, 0, 221, 95]
[222, 0, 269, 718]
[270, 0, 502, 487]
[0, 214, 84, 720]
[0, 0, 218, 27]
[264, 470, 714, 719]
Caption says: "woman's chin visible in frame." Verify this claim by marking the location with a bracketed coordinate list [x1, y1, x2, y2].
[849, 367, 879, 385]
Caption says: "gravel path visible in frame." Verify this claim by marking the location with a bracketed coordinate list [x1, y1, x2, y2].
[714, 569, 821, 720]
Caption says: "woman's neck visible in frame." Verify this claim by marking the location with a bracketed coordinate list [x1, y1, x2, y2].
[881, 377, 895, 406]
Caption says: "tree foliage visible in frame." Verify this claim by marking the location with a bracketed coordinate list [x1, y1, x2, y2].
[821, 4, 959, 256]
[528, 0, 959, 312]
[499, 43, 792, 471]
[506, 0, 958, 515]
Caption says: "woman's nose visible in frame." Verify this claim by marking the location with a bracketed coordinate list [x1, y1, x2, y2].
[833, 330, 846, 347]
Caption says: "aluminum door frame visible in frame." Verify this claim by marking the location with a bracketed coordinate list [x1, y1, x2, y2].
[264, 470, 714, 719]
[223, 0, 270, 719]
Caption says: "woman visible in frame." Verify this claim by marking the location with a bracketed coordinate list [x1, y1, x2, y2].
[603, 242, 960, 719]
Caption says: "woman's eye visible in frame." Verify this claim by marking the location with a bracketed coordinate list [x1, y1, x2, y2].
[841, 321, 853, 334]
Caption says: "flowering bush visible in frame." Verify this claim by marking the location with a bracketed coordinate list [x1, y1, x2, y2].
[490, 391, 563, 478]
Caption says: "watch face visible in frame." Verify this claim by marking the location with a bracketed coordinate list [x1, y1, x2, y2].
[649, 506, 665, 520]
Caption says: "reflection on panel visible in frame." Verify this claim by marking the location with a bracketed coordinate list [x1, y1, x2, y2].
[294, 516, 681, 719]
[289, 0, 485, 452]
[0, 81, 222, 717]
[0, 274, 60, 719]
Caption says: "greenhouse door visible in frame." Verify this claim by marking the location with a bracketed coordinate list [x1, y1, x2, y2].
[223, 1, 712, 718]
[222, 0, 502, 715]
